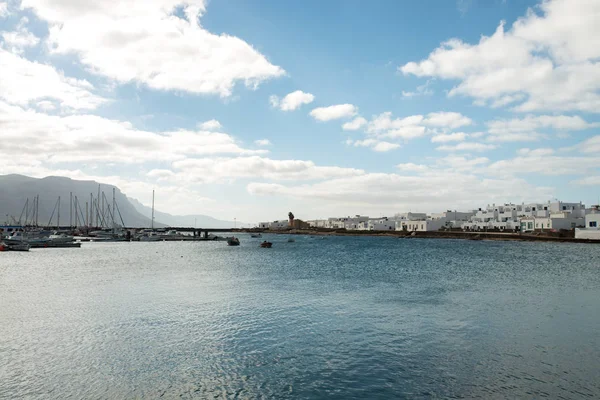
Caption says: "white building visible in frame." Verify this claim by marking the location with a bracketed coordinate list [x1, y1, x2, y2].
[343, 215, 370, 230]
[397, 219, 442, 232]
[394, 212, 427, 221]
[575, 210, 600, 239]
[520, 212, 584, 232]
[368, 218, 396, 231]
[258, 220, 289, 230]
[307, 219, 328, 228]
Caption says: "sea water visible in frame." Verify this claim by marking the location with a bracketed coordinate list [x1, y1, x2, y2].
[1, 235, 599, 399]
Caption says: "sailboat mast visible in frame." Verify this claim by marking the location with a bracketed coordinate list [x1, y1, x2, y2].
[25, 198, 29, 226]
[151, 190, 155, 230]
[70, 192, 73, 228]
[112, 188, 116, 233]
[90, 193, 93, 227]
[57, 196, 61, 229]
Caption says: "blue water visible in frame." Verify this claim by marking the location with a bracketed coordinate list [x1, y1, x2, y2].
[1, 235, 599, 399]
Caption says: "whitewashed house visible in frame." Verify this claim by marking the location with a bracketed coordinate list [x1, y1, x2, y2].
[575, 209, 600, 239]
[268, 220, 290, 230]
[368, 218, 396, 231]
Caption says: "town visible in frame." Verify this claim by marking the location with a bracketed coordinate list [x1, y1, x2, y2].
[259, 200, 600, 240]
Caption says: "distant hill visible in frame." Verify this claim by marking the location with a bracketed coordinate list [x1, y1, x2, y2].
[128, 197, 248, 228]
[0, 174, 163, 228]
[0, 174, 246, 229]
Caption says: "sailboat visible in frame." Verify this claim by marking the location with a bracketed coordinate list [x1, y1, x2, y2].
[138, 190, 161, 241]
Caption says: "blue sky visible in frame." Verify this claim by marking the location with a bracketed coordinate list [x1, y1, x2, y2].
[0, 0, 599, 223]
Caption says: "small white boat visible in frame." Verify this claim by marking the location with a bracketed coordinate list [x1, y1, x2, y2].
[139, 232, 162, 241]
[49, 232, 74, 243]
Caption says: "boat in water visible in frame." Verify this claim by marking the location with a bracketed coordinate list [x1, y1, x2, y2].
[8, 242, 30, 251]
[227, 237, 240, 246]
[260, 241, 272, 248]
[287, 238, 295, 243]
[139, 232, 162, 242]
[250, 233, 262, 238]
[4, 231, 49, 246]
[49, 231, 75, 243]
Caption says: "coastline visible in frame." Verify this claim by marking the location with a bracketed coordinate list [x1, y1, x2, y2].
[242, 228, 600, 244]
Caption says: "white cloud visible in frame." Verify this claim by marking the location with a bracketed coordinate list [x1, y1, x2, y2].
[396, 163, 429, 172]
[198, 119, 222, 131]
[487, 154, 600, 176]
[271, 90, 314, 111]
[423, 111, 473, 129]
[247, 172, 553, 213]
[309, 104, 357, 121]
[269, 95, 280, 108]
[36, 100, 56, 111]
[381, 126, 427, 140]
[1, 21, 40, 53]
[0, 2, 7, 17]
[347, 139, 400, 152]
[0, 101, 267, 165]
[22, 0, 285, 97]
[367, 112, 424, 133]
[487, 115, 598, 134]
[342, 116, 367, 131]
[431, 132, 468, 143]
[400, 0, 600, 113]
[254, 139, 271, 146]
[485, 115, 596, 142]
[571, 176, 600, 186]
[437, 155, 490, 171]
[172, 156, 365, 183]
[146, 169, 175, 181]
[401, 79, 434, 98]
[486, 132, 545, 142]
[372, 142, 401, 152]
[516, 148, 554, 157]
[365, 111, 471, 137]
[0, 47, 106, 109]
[579, 136, 600, 154]
[436, 142, 496, 152]
[490, 94, 525, 108]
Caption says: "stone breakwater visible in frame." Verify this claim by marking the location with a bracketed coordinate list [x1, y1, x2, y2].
[247, 228, 600, 244]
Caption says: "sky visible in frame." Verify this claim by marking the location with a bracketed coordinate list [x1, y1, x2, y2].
[0, 0, 599, 223]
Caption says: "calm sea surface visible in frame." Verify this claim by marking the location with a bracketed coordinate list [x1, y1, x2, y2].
[1, 235, 599, 399]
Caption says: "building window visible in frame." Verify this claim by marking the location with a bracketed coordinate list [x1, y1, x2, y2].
[591, 221, 598, 228]
[563, 206, 567, 210]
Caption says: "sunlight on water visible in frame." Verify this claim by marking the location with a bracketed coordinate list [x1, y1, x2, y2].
[1, 236, 600, 398]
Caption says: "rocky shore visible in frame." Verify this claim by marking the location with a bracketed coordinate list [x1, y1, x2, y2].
[243, 228, 600, 244]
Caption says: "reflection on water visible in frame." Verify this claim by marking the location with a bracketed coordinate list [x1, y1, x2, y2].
[1, 236, 599, 398]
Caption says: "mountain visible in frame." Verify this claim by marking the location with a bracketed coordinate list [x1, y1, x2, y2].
[0, 174, 164, 228]
[127, 197, 246, 228]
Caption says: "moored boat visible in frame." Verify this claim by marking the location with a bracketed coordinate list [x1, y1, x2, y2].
[8, 242, 30, 251]
[250, 233, 262, 238]
[260, 241, 272, 248]
[227, 237, 240, 246]
[49, 231, 75, 243]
